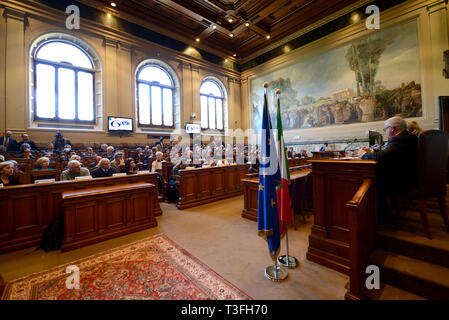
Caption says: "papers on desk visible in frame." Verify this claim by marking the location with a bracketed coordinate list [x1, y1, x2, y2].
[138, 170, 150, 174]
[75, 175, 93, 181]
[112, 173, 127, 177]
[330, 157, 361, 160]
[34, 178, 56, 184]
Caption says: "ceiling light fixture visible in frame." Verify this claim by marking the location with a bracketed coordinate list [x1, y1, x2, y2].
[233, 53, 236, 57]
[230, 33, 234, 37]
[110, 2, 116, 7]
[228, 18, 233, 23]
[245, 22, 249, 27]
[212, 25, 217, 29]
[196, 38, 200, 42]
[266, 35, 271, 39]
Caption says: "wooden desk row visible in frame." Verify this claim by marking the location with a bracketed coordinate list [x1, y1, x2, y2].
[0, 173, 162, 254]
[176, 164, 250, 210]
[241, 166, 312, 222]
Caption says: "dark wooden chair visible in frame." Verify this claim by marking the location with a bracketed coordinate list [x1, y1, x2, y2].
[403, 130, 449, 239]
[30, 169, 61, 183]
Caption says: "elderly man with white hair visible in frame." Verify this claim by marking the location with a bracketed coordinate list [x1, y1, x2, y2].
[359, 116, 418, 220]
[60, 160, 91, 181]
[91, 158, 117, 178]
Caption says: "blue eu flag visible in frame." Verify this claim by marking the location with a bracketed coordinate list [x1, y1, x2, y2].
[257, 89, 282, 260]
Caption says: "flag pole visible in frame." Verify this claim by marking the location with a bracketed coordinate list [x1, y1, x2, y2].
[275, 88, 299, 269]
[260, 82, 288, 282]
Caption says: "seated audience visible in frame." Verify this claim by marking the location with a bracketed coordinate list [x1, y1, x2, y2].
[407, 120, 423, 136]
[60, 160, 91, 181]
[0, 130, 18, 151]
[33, 157, 51, 170]
[19, 134, 37, 151]
[82, 147, 97, 158]
[103, 146, 115, 160]
[0, 161, 19, 186]
[53, 130, 70, 152]
[124, 158, 139, 175]
[111, 152, 125, 168]
[89, 156, 103, 169]
[91, 158, 117, 178]
[43, 142, 58, 156]
[359, 116, 418, 220]
[300, 150, 309, 158]
[69, 154, 81, 162]
[18, 148, 35, 159]
[0, 145, 11, 158]
[8, 160, 23, 174]
[216, 154, 230, 166]
[151, 151, 164, 193]
[98, 143, 108, 155]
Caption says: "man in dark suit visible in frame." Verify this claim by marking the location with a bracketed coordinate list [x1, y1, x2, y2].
[18, 134, 38, 151]
[0, 130, 18, 151]
[91, 158, 117, 178]
[359, 116, 418, 220]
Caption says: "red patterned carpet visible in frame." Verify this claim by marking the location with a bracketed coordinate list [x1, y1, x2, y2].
[1, 234, 251, 300]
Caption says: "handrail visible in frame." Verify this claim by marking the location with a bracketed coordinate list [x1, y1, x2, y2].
[345, 178, 373, 300]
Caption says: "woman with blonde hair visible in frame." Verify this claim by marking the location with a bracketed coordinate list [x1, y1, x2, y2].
[33, 157, 51, 171]
[407, 120, 423, 136]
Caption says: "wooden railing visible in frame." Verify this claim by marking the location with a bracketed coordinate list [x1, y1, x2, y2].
[344, 178, 376, 300]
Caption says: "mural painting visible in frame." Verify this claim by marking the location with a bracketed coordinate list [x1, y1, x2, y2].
[251, 20, 422, 132]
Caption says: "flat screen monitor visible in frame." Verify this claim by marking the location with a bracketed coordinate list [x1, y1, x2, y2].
[108, 117, 133, 132]
[186, 123, 201, 134]
[368, 130, 383, 147]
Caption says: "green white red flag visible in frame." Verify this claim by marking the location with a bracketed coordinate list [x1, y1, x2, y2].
[276, 91, 293, 236]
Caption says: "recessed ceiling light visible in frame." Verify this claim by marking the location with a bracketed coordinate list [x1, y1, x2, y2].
[230, 33, 234, 37]
[228, 18, 233, 23]
[233, 53, 236, 57]
[266, 35, 271, 39]
[196, 38, 200, 42]
[110, 2, 116, 7]
[212, 25, 217, 29]
[245, 22, 249, 27]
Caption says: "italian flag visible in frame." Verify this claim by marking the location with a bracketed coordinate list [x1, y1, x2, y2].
[276, 91, 293, 236]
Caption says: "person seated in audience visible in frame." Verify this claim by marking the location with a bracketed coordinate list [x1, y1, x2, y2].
[0, 145, 11, 158]
[249, 151, 260, 173]
[98, 143, 108, 154]
[0, 161, 19, 186]
[135, 147, 143, 161]
[359, 116, 418, 220]
[110, 152, 125, 168]
[19, 134, 37, 151]
[82, 147, 97, 158]
[320, 143, 330, 152]
[89, 156, 102, 169]
[33, 157, 51, 170]
[8, 160, 23, 174]
[1, 130, 18, 151]
[102, 146, 115, 160]
[407, 120, 423, 136]
[152, 151, 164, 193]
[202, 150, 215, 168]
[43, 142, 58, 156]
[53, 130, 70, 152]
[0, 155, 4, 162]
[69, 154, 81, 162]
[59, 144, 72, 161]
[18, 148, 35, 159]
[124, 158, 139, 175]
[216, 153, 230, 166]
[91, 158, 117, 178]
[299, 150, 309, 158]
[60, 160, 91, 181]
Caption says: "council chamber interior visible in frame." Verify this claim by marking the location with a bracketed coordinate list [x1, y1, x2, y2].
[0, 0, 449, 301]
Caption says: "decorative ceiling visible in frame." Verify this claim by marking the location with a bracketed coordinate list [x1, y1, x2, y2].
[76, 0, 361, 61]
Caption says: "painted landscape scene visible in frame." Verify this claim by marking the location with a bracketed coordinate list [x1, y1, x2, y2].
[252, 20, 422, 132]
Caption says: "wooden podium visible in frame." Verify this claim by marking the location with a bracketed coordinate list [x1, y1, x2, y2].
[306, 159, 377, 275]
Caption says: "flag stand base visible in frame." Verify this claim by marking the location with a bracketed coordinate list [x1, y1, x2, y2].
[264, 265, 288, 282]
[277, 255, 299, 268]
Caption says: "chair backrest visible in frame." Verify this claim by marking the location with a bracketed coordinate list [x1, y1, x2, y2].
[417, 130, 449, 197]
[30, 169, 61, 183]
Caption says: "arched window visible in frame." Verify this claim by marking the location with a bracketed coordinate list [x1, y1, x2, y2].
[200, 80, 224, 130]
[33, 40, 96, 123]
[137, 64, 174, 128]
